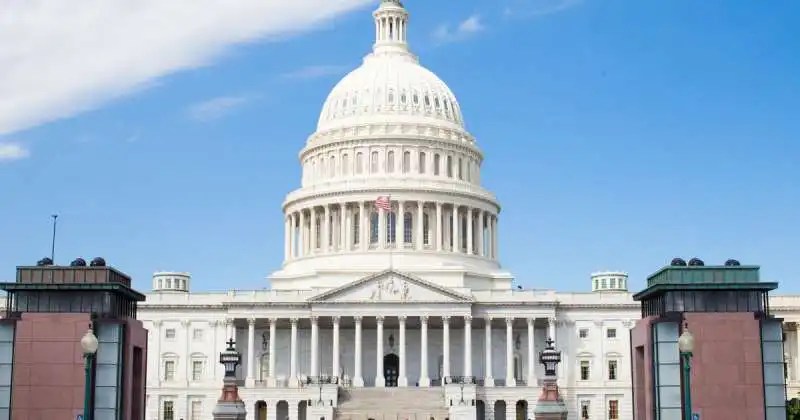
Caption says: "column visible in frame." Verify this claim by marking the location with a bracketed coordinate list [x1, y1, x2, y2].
[442, 316, 451, 381]
[340, 203, 347, 251]
[420, 316, 430, 387]
[152, 321, 162, 384]
[397, 200, 405, 248]
[268, 318, 277, 387]
[291, 213, 298, 258]
[527, 318, 535, 386]
[466, 208, 474, 255]
[359, 202, 367, 250]
[332, 317, 341, 378]
[299, 210, 306, 256]
[310, 207, 317, 253]
[796, 328, 800, 381]
[435, 202, 443, 251]
[376, 316, 386, 387]
[310, 316, 319, 376]
[506, 317, 516, 387]
[323, 205, 331, 253]
[549, 317, 557, 345]
[478, 211, 485, 257]
[463, 316, 472, 377]
[211, 320, 219, 380]
[354, 316, 364, 387]
[379, 206, 387, 248]
[246, 318, 256, 386]
[290, 318, 298, 387]
[492, 215, 498, 260]
[284, 216, 291, 261]
[416, 201, 424, 250]
[484, 317, 493, 386]
[399, 316, 408, 387]
[486, 214, 492, 259]
[452, 204, 460, 253]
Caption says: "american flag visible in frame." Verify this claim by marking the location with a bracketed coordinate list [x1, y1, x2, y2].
[375, 196, 391, 211]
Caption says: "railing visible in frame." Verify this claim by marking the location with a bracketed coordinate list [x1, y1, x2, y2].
[306, 375, 340, 385]
[443, 376, 477, 385]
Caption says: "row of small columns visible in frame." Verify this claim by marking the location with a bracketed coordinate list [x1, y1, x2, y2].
[231, 315, 556, 387]
[283, 200, 499, 261]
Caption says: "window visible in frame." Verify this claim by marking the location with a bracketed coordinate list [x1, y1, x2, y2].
[164, 360, 176, 381]
[579, 360, 590, 380]
[419, 152, 426, 174]
[403, 212, 413, 244]
[423, 213, 430, 245]
[190, 400, 203, 420]
[387, 151, 395, 173]
[192, 360, 203, 381]
[314, 216, 321, 249]
[433, 154, 440, 175]
[165, 278, 172, 288]
[370, 151, 379, 173]
[446, 155, 453, 177]
[609, 278, 616, 289]
[386, 212, 396, 244]
[370, 212, 379, 244]
[457, 157, 463, 180]
[342, 154, 349, 175]
[329, 155, 336, 177]
[607, 360, 618, 380]
[579, 328, 589, 339]
[580, 400, 590, 420]
[601, 278, 607, 288]
[606, 328, 617, 339]
[353, 211, 360, 245]
[193, 329, 203, 341]
[608, 400, 619, 420]
[165, 328, 176, 340]
[356, 152, 364, 174]
[402, 151, 411, 173]
[163, 400, 175, 420]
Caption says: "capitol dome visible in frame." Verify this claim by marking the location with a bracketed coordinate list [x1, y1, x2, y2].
[316, 0, 464, 133]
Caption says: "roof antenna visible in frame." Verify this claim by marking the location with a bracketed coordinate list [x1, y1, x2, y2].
[50, 214, 58, 263]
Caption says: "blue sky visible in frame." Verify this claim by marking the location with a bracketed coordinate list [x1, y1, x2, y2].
[1, 0, 798, 293]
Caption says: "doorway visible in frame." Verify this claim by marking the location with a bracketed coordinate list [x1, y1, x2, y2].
[384, 353, 399, 387]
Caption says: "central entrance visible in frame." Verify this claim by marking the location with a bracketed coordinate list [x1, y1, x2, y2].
[383, 353, 399, 387]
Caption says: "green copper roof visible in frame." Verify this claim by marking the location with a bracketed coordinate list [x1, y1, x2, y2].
[646, 265, 760, 287]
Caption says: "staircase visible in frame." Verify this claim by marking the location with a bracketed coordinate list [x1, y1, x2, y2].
[335, 387, 450, 420]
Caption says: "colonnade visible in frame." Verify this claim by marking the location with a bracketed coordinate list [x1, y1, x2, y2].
[283, 200, 499, 261]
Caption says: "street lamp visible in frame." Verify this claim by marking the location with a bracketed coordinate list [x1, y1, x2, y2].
[678, 325, 695, 420]
[80, 328, 99, 420]
[220, 339, 242, 380]
[539, 338, 561, 377]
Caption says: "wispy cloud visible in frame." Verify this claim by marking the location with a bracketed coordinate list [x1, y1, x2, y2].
[279, 65, 350, 81]
[186, 96, 252, 122]
[0, 142, 31, 162]
[503, 0, 583, 19]
[432, 15, 485, 45]
[0, 0, 374, 137]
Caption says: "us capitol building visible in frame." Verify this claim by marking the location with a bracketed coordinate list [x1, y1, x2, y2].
[140, 1, 800, 420]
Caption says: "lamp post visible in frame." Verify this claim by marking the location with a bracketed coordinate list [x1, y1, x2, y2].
[534, 338, 567, 420]
[213, 339, 247, 420]
[220, 338, 242, 380]
[539, 338, 561, 378]
[678, 325, 695, 420]
[80, 328, 99, 420]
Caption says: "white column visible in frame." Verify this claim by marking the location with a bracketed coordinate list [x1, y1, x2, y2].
[340, 203, 347, 251]
[452, 204, 460, 253]
[485, 214, 492, 259]
[310, 207, 317, 253]
[527, 318, 536, 386]
[420, 316, 430, 386]
[152, 321, 162, 384]
[397, 200, 405, 248]
[332, 317, 341, 379]
[290, 317, 298, 387]
[416, 201, 424, 250]
[492, 215, 498, 260]
[549, 317, 557, 345]
[376, 316, 386, 387]
[298, 211, 306, 256]
[478, 211, 485, 257]
[484, 317, 493, 386]
[435, 202, 443, 251]
[268, 318, 277, 387]
[284, 216, 290, 261]
[464, 316, 472, 377]
[323, 205, 330, 253]
[379, 207, 387, 248]
[466, 208, 474, 255]
[310, 316, 319, 376]
[359, 202, 367, 251]
[399, 316, 408, 387]
[442, 316, 451, 382]
[246, 317, 256, 386]
[506, 317, 516, 387]
[291, 213, 298, 258]
[354, 316, 364, 387]
[795, 329, 800, 381]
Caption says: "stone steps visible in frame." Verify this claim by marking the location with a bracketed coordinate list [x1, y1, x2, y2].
[335, 388, 448, 420]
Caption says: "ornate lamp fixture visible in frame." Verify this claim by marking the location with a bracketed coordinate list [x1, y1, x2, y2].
[539, 338, 562, 377]
[220, 339, 242, 380]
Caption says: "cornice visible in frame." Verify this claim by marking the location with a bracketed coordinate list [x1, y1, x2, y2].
[282, 185, 500, 212]
[303, 122, 478, 154]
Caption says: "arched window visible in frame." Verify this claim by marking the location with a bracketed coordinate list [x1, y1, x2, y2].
[329, 214, 335, 246]
[320, 157, 327, 179]
[352, 211, 360, 245]
[371, 151, 379, 173]
[370, 212, 379, 244]
[419, 152, 426, 174]
[402, 151, 411, 173]
[446, 156, 453, 178]
[386, 212, 396, 244]
[342, 154, 350, 176]
[433, 154, 440, 176]
[311, 160, 317, 181]
[329, 156, 336, 178]
[403, 212, 413, 244]
[457, 157, 463, 180]
[314, 215, 321, 250]
[465, 160, 471, 182]
[356, 152, 363, 174]
[461, 215, 468, 251]
[387, 151, 395, 173]
[423, 213, 430, 245]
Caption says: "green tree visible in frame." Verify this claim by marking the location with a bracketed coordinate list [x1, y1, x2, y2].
[787, 399, 800, 420]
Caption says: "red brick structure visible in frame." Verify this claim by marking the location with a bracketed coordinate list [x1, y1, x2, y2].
[630, 258, 785, 420]
[0, 258, 148, 420]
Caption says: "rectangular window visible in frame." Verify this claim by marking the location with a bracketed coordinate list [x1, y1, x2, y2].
[579, 328, 589, 339]
[192, 360, 203, 381]
[163, 400, 175, 420]
[164, 360, 176, 381]
[193, 329, 203, 340]
[580, 360, 590, 380]
[608, 360, 618, 380]
[607, 328, 617, 339]
[191, 400, 203, 420]
[608, 400, 619, 420]
[165, 328, 176, 340]
[580, 400, 590, 420]
[419, 152, 426, 174]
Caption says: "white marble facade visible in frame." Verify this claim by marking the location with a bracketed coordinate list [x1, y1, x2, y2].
[140, 2, 800, 420]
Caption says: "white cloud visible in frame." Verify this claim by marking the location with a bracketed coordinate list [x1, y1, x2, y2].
[503, 0, 583, 18]
[0, 143, 31, 162]
[186, 95, 252, 122]
[279, 65, 350, 81]
[432, 15, 485, 45]
[0, 0, 374, 136]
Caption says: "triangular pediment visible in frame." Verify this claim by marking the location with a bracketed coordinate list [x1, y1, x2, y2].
[309, 270, 473, 303]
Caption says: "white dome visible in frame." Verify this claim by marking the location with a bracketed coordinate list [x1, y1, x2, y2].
[315, 1, 464, 133]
